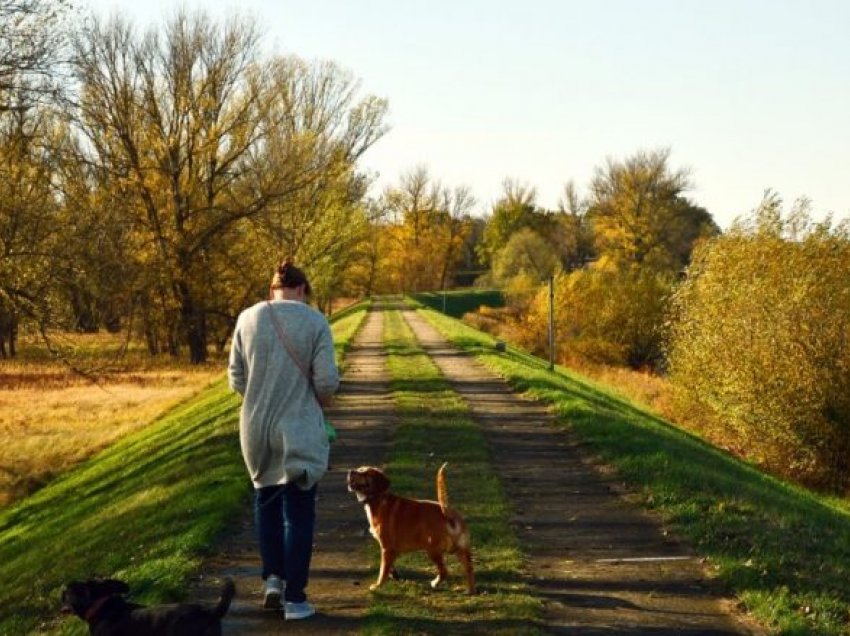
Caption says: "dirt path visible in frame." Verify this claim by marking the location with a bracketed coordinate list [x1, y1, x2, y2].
[197, 304, 762, 634]
[195, 307, 394, 634]
[400, 309, 762, 635]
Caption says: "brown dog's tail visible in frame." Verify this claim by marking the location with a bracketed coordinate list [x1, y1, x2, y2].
[436, 462, 449, 515]
[213, 578, 236, 619]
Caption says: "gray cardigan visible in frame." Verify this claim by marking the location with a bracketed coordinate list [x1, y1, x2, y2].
[228, 300, 339, 489]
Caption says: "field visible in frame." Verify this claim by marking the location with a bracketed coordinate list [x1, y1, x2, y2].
[0, 332, 223, 507]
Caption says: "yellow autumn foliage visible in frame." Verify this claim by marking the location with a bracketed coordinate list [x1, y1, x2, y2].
[669, 194, 850, 491]
[521, 267, 673, 369]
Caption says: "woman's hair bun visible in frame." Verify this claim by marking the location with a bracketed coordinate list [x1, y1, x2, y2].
[270, 256, 310, 295]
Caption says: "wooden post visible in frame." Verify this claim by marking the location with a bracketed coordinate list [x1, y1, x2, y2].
[548, 275, 555, 371]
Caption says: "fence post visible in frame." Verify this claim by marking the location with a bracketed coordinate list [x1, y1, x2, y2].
[548, 275, 555, 371]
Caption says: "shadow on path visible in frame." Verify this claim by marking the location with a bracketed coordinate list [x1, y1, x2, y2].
[195, 307, 395, 635]
[401, 309, 761, 635]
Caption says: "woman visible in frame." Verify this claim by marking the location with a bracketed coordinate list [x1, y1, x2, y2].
[228, 259, 339, 620]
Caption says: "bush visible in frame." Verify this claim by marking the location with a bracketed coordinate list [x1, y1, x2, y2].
[668, 195, 850, 491]
[503, 271, 543, 309]
[523, 267, 673, 369]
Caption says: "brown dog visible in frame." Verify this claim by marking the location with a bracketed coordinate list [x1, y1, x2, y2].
[61, 577, 235, 635]
[347, 463, 475, 594]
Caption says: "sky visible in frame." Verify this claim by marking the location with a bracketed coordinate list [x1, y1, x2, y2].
[82, 0, 850, 228]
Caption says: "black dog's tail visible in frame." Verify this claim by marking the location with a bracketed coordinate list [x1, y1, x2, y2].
[213, 578, 236, 618]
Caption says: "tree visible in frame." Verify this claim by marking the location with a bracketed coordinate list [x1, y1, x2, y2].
[247, 56, 387, 313]
[43, 121, 139, 335]
[456, 215, 487, 286]
[70, 12, 275, 361]
[510, 266, 672, 370]
[0, 0, 72, 354]
[491, 228, 558, 285]
[381, 167, 441, 292]
[669, 193, 850, 490]
[587, 148, 718, 274]
[0, 102, 60, 356]
[553, 180, 595, 270]
[0, 0, 71, 111]
[435, 185, 475, 290]
[490, 227, 559, 309]
[477, 178, 541, 266]
[336, 199, 387, 299]
[379, 167, 473, 293]
[69, 12, 387, 362]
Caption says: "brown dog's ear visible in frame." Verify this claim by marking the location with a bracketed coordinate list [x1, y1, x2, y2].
[370, 469, 390, 494]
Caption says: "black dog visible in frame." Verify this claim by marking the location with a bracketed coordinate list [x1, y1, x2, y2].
[61, 577, 235, 635]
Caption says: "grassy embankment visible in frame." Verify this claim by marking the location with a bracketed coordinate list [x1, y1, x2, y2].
[415, 302, 850, 635]
[0, 301, 371, 636]
[363, 308, 542, 635]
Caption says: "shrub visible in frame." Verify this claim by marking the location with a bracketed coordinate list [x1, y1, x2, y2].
[523, 267, 673, 369]
[668, 195, 850, 491]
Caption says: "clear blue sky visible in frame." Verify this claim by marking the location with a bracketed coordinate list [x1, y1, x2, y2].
[84, 0, 849, 228]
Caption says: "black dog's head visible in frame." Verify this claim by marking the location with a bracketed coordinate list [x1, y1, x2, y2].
[61, 579, 129, 619]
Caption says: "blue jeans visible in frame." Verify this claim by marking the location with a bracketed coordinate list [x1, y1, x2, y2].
[255, 482, 317, 603]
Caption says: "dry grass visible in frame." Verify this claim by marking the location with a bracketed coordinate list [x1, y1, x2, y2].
[0, 332, 224, 506]
[563, 359, 758, 460]
[563, 359, 673, 415]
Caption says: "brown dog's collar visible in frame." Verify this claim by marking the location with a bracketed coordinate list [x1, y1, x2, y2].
[84, 595, 112, 623]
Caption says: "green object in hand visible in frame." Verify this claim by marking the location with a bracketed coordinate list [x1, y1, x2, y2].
[324, 419, 338, 443]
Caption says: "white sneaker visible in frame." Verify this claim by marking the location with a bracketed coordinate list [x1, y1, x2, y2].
[262, 575, 283, 609]
[284, 600, 315, 620]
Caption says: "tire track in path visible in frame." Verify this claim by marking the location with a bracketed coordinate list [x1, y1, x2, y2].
[401, 308, 762, 636]
[196, 306, 394, 634]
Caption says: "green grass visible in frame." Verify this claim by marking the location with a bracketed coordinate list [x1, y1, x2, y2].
[330, 299, 371, 367]
[331, 297, 373, 326]
[0, 382, 244, 636]
[362, 309, 543, 635]
[411, 289, 504, 319]
[0, 304, 370, 636]
[415, 305, 850, 635]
